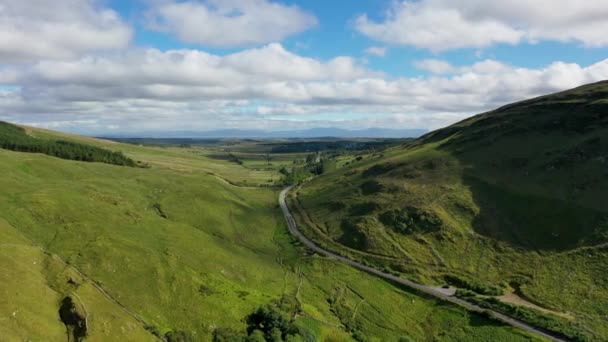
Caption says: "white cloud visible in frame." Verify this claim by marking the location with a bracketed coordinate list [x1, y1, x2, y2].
[356, 0, 608, 51]
[0, 0, 132, 62]
[365, 46, 387, 57]
[414, 59, 510, 75]
[2, 44, 608, 133]
[15, 44, 374, 99]
[414, 59, 457, 74]
[146, 0, 317, 47]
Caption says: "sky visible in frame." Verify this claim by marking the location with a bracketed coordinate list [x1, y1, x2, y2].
[1, 0, 608, 135]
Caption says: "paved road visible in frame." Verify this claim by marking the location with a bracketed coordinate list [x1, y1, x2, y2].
[279, 186, 567, 342]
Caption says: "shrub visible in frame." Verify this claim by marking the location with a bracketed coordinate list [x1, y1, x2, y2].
[445, 275, 504, 296]
[212, 328, 245, 342]
[326, 201, 346, 211]
[352, 330, 369, 342]
[338, 219, 368, 250]
[362, 162, 402, 177]
[379, 207, 442, 234]
[360, 180, 384, 195]
[349, 202, 380, 216]
[165, 330, 194, 342]
[246, 305, 298, 341]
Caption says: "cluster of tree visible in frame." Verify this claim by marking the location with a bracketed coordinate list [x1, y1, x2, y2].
[213, 304, 312, 342]
[281, 153, 334, 185]
[109, 137, 223, 147]
[268, 140, 406, 153]
[227, 153, 244, 165]
[0, 121, 137, 167]
[378, 206, 443, 234]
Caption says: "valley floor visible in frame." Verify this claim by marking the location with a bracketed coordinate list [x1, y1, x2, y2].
[0, 131, 545, 341]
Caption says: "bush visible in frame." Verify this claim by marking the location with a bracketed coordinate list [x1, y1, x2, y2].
[349, 202, 380, 216]
[326, 201, 346, 211]
[213, 328, 245, 342]
[445, 275, 504, 296]
[338, 219, 368, 250]
[352, 330, 369, 342]
[360, 180, 384, 195]
[246, 305, 298, 341]
[379, 207, 442, 234]
[246, 330, 266, 342]
[362, 162, 402, 177]
[215, 302, 311, 342]
[144, 325, 162, 338]
[165, 330, 194, 342]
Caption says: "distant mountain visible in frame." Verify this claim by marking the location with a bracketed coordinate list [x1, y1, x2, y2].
[101, 127, 427, 139]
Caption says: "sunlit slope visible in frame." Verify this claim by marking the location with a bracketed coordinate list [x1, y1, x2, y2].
[296, 81, 608, 338]
[26, 125, 280, 186]
[0, 219, 154, 341]
[0, 129, 537, 341]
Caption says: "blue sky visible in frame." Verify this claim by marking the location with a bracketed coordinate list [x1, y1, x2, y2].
[112, 0, 608, 76]
[1, 0, 608, 134]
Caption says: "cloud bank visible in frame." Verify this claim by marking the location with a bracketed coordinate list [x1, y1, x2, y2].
[356, 0, 608, 51]
[146, 0, 317, 47]
[0, 0, 607, 134]
[0, 0, 132, 62]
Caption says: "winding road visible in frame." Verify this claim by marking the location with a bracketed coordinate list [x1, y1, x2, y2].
[279, 186, 567, 342]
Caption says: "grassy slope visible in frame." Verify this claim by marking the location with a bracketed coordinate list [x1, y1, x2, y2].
[0, 130, 537, 341]
[296, 81, 608, 339]
[0, 219, 154, 341]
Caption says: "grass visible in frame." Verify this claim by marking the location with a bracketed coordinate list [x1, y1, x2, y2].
[0, 243, 154, 341]
[295, 81, 608, 339]
[455, 290, 594, 341]
[0, 128, 541, 341]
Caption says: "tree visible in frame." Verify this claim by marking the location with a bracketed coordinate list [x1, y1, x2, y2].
[246, 306, 297, 341]
[246, 330, 266, 342]
[165, 330, 194, 342]
[305, 153, 316, 164]
[0, 121, 137, 167]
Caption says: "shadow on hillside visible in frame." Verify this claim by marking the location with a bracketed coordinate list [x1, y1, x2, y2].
[462, 174, 608, 252]
[428, 86, 608, 251]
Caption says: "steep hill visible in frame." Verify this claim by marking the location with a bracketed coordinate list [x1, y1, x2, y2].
[294, 81, 608, 339]
[0, 126, 535, 341]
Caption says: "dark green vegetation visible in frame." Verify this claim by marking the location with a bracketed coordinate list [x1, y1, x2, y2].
[295, 81, 608, 339]
[0, 127, 537, 341]
[0, 121, 137, 166]
[58, 296, 88, 342]
[212, 301, 307, 341]
[265, 139, 410, 153]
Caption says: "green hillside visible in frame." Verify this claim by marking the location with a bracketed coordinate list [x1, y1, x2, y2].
[0, 127, 537, 341]
[294, 81, 608, 340]
[0, 121, 137, 167]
